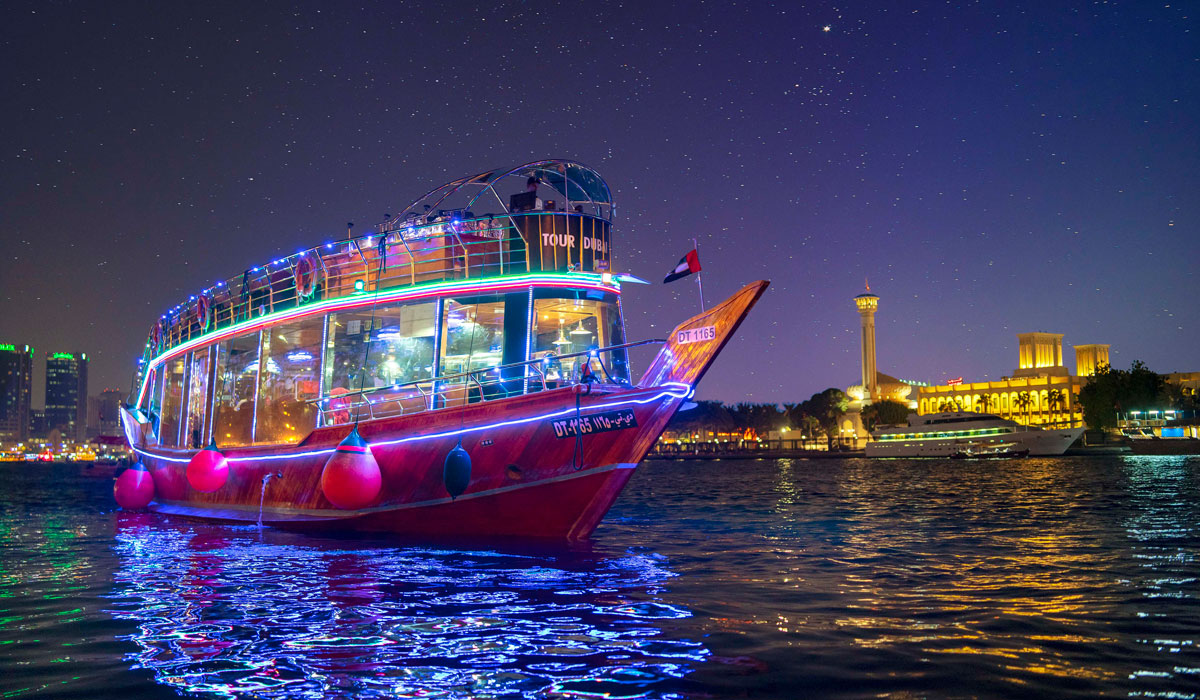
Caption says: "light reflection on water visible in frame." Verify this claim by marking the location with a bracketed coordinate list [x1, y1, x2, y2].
[3, 457, 1200, 699]
[107, 517, 706, 699]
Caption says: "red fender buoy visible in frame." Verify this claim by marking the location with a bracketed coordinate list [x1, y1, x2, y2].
[114, 462, 155, 510]
[320, 426, 381, 510]
[187, 441, 229, 492]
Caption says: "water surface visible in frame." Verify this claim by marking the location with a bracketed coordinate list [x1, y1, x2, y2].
[2, 456, 1199, 698]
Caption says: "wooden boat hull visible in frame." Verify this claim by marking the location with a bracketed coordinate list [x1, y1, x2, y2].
[132, 280, 769, 539]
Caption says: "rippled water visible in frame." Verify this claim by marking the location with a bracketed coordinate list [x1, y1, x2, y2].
[2, 457, 1199, 698]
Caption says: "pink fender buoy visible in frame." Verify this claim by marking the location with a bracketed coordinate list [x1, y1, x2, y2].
[320, 426, 381, 510]
[114, 462, 155, 510]
[187, 440, 229, 493]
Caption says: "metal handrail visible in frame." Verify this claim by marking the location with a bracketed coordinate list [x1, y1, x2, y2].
[143, 210, 613, 365]
[309, 338, 664, 425]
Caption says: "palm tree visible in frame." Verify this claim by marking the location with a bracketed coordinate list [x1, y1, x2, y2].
[981, 393, 997, 414]
[1014, 391, 1032, 425]
[1047, 389, 1064, 425]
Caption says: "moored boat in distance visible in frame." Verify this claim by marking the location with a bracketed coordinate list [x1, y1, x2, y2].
[867, 411, 1083, 458]
[118, 160, 768, 538]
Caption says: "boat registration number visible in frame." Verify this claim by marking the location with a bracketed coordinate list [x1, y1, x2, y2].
[677, 326, 716, 344]
[551, 409, 638, 438]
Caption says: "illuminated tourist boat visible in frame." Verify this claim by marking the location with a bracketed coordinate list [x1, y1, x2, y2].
[117, 160, 767, 538]
[866, 411, 1083, 458]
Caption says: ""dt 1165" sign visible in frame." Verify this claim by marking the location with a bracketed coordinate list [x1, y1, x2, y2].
[676, 326, 716, 344]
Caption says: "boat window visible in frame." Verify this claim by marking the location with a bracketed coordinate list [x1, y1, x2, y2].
[531, 291, 626, 384]
[323, 301, 437, 395]
[255, 318, 324, 445]
[369, 302, 436, 386]
[440, 297, 506, 381]
[184, 348, 211, 449]
[159, 356, 187, 448]
[212, 331, 260, 447]
[145, 367, 165, 442]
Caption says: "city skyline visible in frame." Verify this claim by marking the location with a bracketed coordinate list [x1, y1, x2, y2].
[1, 2, 1195, 403]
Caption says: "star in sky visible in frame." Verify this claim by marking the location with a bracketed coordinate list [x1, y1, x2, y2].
[822, 25, 832, 32]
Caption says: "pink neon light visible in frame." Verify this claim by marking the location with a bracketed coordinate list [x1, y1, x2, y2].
[136, 276, 617, 405]
[131, 384, 690, 466]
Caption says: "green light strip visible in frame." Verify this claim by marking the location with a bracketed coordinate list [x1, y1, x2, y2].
[876, 427, 1010, 442]
[139, 271, 617, 400]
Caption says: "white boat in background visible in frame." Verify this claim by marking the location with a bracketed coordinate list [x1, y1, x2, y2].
[867, 412, 1083, 458]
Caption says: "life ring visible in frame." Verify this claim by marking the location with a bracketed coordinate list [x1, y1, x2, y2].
[196, 294, 211, 330]
[327, 387, 352, 425]
[293, 254, 320, 301]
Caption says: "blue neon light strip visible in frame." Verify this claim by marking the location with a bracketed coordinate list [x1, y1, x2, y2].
[132, 382, 692, 465]
[137, 272, 617, 406]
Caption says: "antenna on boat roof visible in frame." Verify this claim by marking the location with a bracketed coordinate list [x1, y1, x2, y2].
[346, 221, 354, 241]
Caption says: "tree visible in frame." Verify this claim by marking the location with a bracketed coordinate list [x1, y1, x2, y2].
[728, 402, 785, 439]
[1014, 392, 1032, 424]
[1078, 364, 1119, 430]
[981, 393, 998, 414]
[861, 399, 910, 432]
[664, 400, 733, 439]
[800, 388, 848, 449]
[1047, 389, 1064, 422]
[1078, 360, 1168, 430]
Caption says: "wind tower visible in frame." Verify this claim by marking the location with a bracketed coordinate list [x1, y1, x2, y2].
[854, 280, 880, 403]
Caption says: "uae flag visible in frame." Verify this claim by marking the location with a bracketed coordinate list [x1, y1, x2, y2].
[664, 249, 702, 283]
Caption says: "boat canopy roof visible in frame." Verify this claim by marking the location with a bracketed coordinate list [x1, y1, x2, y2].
[386, 159, 613, 229]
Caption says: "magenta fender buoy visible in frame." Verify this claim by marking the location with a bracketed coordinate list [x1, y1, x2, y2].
[114, 462, 155, 510]
[320, 426, 382, 510]
[186, 441, 229, 493]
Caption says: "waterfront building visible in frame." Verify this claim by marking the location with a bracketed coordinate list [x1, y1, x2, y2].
[45, 352, 88, 442]
[89, 388, 125, 438]
[0, 343, 34, 443]
[917, 333, 1107, 427]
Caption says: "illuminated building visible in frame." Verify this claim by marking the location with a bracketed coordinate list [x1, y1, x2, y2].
[1074, 344, 1110, 378]
[89, 388, 125, 438]
[917, 333, 1103, 427]
[45, 351, 88, 442]
[0, 343, 34, 443]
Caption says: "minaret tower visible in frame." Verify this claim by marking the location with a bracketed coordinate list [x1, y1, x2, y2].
[854, 280, 880, 403]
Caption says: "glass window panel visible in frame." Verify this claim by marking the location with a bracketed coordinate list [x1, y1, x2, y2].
[324, 309, 375, 396]
[159, 356, 186, 448]
[184, 348, 211, 449]
[147, 367, 164, 440]
[255, 318, 324, 444]
[212, 332, 260, 447]
[531, 292, 626, 384]
[369, 302, 437, 386]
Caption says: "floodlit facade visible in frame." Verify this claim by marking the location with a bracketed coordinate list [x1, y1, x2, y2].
[917, 333, 1102, 427]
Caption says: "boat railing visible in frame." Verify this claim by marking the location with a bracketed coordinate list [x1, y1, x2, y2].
[146, 210, 611, 361]
[309, 339, 665, 425]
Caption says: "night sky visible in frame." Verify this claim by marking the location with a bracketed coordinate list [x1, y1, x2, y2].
[2, 1, 1196, 406]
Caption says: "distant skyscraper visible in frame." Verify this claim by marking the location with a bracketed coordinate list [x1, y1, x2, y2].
[0, 343, 34, 443]
[45, 352, 88, 442]
[93, 388, 125, 437]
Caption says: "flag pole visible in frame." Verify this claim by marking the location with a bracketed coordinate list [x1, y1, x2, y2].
[693, 237, 706, 311]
